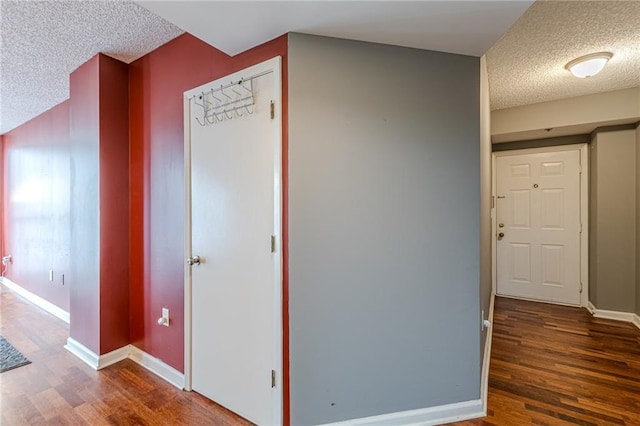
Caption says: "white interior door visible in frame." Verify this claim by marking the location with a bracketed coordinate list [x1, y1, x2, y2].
[496, 149, 581, 305]
[186, 58, 281, 425]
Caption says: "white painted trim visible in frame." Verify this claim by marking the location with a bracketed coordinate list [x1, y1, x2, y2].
[578, 143, 589, 308]
[98, 345, 130, 369]
[591, 307, 638, 323]
[183, 56, 284, 425]
[588, 303, 640, 330]
[492, 144, 589, 307]
[1, 277, 70, 323]
[320, 399, 484, 426]
[183, 80, 193, 392]
[480, 292, 495, 415]
[65, 340, 186, 388]
[65, 337, 99, 369]
[632, 315, 640, 330]
[129, 345, 185, 389]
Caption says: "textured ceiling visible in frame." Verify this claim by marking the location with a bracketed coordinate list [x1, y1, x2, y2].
[138, 1, 533, 57]
[5, 0, 637, 135]
[0, 1, 183, 134]
[487, 0, 640, 111]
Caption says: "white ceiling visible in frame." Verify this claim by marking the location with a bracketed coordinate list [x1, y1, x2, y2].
[487, 0, 640, 111]
[137, 1, 533, 57]
[2, 1, 638, 137]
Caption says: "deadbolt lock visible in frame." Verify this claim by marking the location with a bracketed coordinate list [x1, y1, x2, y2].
[499, 223, 504, 228]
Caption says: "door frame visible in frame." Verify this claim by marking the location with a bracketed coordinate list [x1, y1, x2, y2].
[182, 57, 283, 424]
[491, 143, 589, 307]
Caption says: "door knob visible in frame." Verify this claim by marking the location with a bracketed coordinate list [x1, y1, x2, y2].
[498, 232, 505, 240]
[187, 255, 201, 266]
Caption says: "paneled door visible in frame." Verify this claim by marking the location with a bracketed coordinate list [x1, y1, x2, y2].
[496, 149, 581, 305]
[185, 57, 282, 425]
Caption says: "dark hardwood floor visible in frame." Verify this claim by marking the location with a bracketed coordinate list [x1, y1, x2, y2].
[0, 285, 251, 425]
[3, 286, 640, 425]
[452, 297, 640, 426]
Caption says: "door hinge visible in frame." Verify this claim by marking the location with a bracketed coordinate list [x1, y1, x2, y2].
[579, 223, 582, 233]
[271, 370, 277, 388]
[271, 235, 276, 253]
[270, 101, 275, 119]
[580, 282, 583, 293]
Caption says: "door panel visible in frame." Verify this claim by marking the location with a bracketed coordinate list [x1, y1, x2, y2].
[496, 150, 581, 305]
[188, 59, 281, 425]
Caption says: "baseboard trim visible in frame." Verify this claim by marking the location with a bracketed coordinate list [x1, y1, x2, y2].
[129, 345, 185, 389]
[1, 277, 70, 323]
[320, 399, 484, 426]
[64, 339, 185, 388]
[99, 345, 131, 369]
[65, 337, 100, 369]
[481, 292, 496, 414]
[632, 314, 640, 330]
[588, 302, 640, 330]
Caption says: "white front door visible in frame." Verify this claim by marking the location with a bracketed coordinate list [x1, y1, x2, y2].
[186, 58, 282, 425]
[496, 149, 581, 305]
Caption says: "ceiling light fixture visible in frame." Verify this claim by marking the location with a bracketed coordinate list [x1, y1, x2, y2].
[565, 52, 613, 78]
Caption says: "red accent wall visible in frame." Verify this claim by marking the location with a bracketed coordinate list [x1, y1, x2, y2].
[129, 33, 289, 420]
[3, 31, 290, 423]
[69, 56, 100, 352]
[69, 54, 130, 354]
[98, 55, 131, 353]
[2, 101, 71, 311]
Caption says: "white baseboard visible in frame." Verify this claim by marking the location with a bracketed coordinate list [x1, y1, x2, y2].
[99, 345, 131, 369]
[129, 345, 185, 389]
[64, 338, 185, 389]
[320, 399, 484, 426]
[65, 337, 100, 369]
[1, 277, 70, 323]
[632, 314, 640, 330]
[588, 301, 640, 331]
[481, 292, 495, 414]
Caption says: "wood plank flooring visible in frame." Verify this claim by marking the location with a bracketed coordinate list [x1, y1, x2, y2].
[451, 297, 640, 426]
[0, 285, 251, 425]
[3, 287, 640, 425]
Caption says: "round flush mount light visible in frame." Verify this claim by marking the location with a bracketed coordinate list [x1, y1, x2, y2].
[565, 52, 613, 78]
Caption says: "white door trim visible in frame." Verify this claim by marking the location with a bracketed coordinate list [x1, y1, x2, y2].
[183, 56, 283, 425]
[491, 144, 589, 307]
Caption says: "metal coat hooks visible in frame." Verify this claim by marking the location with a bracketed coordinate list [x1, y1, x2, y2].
[191, 71, 267, 126]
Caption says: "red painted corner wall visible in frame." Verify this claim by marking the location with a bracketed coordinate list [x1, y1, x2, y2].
[129, 34, 288, 385]
[2, 101, 71, 312]
[98, 54, 131, 354]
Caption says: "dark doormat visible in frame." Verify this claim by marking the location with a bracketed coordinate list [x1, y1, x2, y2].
[0, 335, 31, 373]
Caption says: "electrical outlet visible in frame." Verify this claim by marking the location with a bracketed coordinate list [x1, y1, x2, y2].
[157, 307, 170, 327]
[162, 308, 169, 325]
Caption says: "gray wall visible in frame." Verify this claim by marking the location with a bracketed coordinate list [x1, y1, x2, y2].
[288, 33, 480, 425]
[589, 129, 637, 312]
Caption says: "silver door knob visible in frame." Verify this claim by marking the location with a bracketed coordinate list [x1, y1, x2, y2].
[187, 255, 201, 266]
[498, 232, 505, 240]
